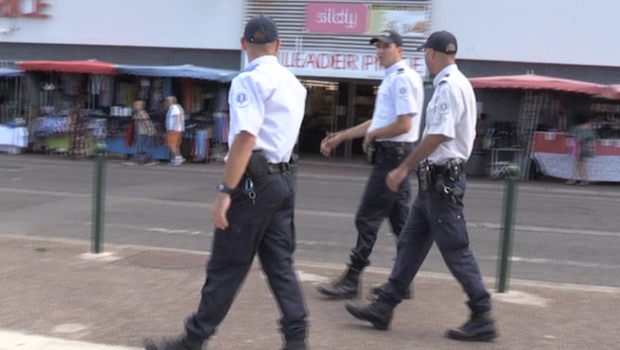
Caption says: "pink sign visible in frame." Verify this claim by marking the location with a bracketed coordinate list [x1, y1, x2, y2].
[306, 2, 368, 35]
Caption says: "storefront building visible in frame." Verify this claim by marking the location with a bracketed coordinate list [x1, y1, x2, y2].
[243, 0, 433, 158]
[0, 0, 243, 68]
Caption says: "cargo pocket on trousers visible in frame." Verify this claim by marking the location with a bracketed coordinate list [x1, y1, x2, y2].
[434, 211, 470, 252]
[210, 222, 260, 266]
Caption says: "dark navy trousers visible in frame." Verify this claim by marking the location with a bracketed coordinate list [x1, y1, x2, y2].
[350, 143, 413, 270]
[185, 172, 307, 342]
[379, 175, 492, 315]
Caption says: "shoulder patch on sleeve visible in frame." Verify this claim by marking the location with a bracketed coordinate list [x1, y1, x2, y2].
[233, 89, 251, 108]
[439, 101, 450, 115]
[397, 68, 405, 74]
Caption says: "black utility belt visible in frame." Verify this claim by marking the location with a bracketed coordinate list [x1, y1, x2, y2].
[267, 162, 289, 174]
[366, 141, 413, 164]
[417, 159, 463, 192]
[246, 151, 289, 179]
[375, 141, 414, 148]
[428, 161, 463, 178]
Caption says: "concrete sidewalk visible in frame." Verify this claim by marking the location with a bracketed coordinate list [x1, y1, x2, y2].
[1, 235, 619, 350]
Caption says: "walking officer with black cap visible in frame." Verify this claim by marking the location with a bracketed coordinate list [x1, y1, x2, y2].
[344, 30, 499, 342]
[143, 15, 309, 350]
[317, 29, 424, 300]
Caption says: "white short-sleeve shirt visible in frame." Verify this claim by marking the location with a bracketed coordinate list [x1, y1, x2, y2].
[228, 55, 307, 163]
[423, 64, 477, 165]
[166, 104, 185, 132]
[367, 60, 424, 143]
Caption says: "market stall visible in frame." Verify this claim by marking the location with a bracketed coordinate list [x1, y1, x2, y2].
[17, 60, 117, 156]
[114, 64, 238, 162]
[531, 129, 620, 182]
[0, 68, 27, 154]
[469, 74, 609, 180]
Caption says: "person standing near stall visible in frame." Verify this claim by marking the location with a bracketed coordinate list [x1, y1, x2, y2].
[123, 100, 159, 166]
[68, 100, 87, 160]
[165, 96, 185, 166]
[566, 114, 597, 185]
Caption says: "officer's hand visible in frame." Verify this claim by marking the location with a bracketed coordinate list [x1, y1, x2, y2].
[320, 134, 339, 157]
[212, 193, 232, 229]
[362, 133, 374, 150]
[387, 166, 408, 192]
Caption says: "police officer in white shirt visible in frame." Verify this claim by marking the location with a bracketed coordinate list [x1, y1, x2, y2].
[144, 15, 309, 350]
[345, 31, 498, 342]
[317, 30, 424, 300]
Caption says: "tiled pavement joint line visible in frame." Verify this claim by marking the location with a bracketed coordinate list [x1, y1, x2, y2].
[0, 329, 139, 350]
[2, 233, 619, 295]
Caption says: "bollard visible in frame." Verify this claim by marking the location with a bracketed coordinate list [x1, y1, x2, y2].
[91, 146, 107, 254]
[496, 165, 519, 293]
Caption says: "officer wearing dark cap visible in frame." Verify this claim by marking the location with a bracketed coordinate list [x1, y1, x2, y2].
[344, 30, 499, 342]
[317, 29, 424, 300]
[143, 15, 309, 350]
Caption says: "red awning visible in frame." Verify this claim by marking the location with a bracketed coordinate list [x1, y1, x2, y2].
[610, 85, 620, 99]
[18, 60, 117, 75]
[468, 74, 606, 96]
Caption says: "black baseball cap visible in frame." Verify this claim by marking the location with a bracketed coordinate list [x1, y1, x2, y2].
[244, 15, 279, 44]
[370, 30, 403, 47]
[419, 30, 458, 54]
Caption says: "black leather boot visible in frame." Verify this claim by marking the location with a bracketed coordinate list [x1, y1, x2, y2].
[369, 283, 412, 300]
[345, 298, 394, 330]
[282, 339, 307, 350]
[316, 264, 362, 299]
[445, 312, 498, 341]
[143, 335, 204, 350]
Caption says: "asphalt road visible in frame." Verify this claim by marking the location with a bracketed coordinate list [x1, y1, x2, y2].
[1, 154, 619, 288]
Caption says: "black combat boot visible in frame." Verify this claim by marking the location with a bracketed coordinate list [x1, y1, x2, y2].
[369, 283, 413, 300]
[282, 338, 308, 350]
[143, 335, 203, 350]
[316, 264, 362, 299]
[445, 312, 498, 341]
[345, 298, 394, 330]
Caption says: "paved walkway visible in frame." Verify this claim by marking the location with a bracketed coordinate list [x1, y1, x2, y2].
[1, 235, 619, 350]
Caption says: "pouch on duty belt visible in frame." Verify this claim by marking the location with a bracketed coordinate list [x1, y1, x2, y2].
[246, 151, 269, 180]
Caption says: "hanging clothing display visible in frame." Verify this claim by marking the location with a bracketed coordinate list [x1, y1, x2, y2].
[60, 73, 82, 96]
[90, 75, 114, 107]
[182, 78, 193, 113]
[150, 79, 164, 110]
[212, 112, 229, 144]
[115, 82, 137, 107]
[163, 78, 173, 98]
[194, 129, 208, 161]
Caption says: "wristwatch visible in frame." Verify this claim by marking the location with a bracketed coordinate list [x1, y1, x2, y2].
[217, 182, 235, 195]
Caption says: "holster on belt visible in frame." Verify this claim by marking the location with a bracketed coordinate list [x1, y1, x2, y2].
[246, 151, 269, 180]
[417, 159, 464, 193]
[365, 142, 376, 164]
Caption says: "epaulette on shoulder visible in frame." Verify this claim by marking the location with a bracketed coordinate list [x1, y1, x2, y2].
[397, 68, 405, 74]
[439, 74, 450, 85]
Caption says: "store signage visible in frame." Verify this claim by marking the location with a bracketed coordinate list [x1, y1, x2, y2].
[306, 2, 368, 35]
[278, 50, 426, 80]
[0, 0, 51, 19]
[306, 2, 428, 37]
